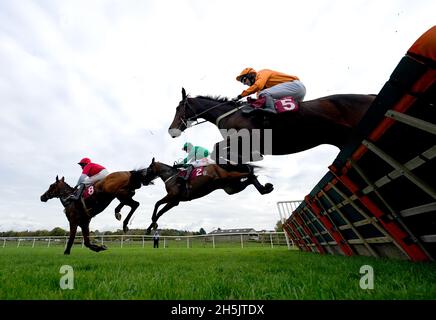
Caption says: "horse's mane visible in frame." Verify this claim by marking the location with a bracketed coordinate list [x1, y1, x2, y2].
[195, 95, 231, 103]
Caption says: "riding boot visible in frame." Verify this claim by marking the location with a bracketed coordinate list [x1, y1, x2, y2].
[263, 95, 276, 114]
[184, 165, 193, 180]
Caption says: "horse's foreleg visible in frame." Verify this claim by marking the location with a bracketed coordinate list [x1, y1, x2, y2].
[149, 201, 179, 232]
[114, 202, 124, 221]
[82, 223, 107, 252]
[122, 198, 140, 233]
[146, 195, 174, 234]
[64, 222, 77, 255]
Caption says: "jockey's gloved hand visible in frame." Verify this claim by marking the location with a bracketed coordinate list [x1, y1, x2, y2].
[232, 95, 242, 102]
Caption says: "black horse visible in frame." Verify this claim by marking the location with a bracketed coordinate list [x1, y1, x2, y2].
[142, 158, 273, 234]
[169, 88, 376, 163]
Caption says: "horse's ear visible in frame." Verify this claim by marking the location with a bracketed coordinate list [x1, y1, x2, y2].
[61, 177, 65, 182]
[152, 157, 155, 164]
[182, 88, 186, 100]
[56, 175, 59, 181]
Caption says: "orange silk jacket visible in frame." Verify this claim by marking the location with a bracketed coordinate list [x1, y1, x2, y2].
[240, 69, 299, 97]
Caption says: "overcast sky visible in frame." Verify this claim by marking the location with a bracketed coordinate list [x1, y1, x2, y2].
[0, 0, 434, 233]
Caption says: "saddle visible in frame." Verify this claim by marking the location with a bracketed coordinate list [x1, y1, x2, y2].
[177, 166, 205, 181]
[242, 96, 300, 115]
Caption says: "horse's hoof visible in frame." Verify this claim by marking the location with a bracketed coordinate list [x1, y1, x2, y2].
[263, 183, 274, 194]
[115, 212, 122, 221]
[101, 245, 108, 251]
[64, 251, 70, 255]
[145, 228, 151, 235]
[123, 225, 129, 233]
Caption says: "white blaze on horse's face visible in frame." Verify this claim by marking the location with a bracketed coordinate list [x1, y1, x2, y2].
[168, 128, 182, 138]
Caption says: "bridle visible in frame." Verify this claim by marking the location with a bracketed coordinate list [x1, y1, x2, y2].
[177, 96, 241, 129]
[44, 182, 74, 205]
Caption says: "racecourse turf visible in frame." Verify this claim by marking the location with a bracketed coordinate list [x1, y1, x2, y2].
[0, 246, 435, 300]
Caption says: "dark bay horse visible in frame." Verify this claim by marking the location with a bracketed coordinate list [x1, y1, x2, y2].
[40, 170, 149, 254]
[168, 88, 376, 162]
[142, 158, 273, 234]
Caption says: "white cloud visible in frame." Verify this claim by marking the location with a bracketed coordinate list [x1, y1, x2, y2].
[0, 0, 435, 232]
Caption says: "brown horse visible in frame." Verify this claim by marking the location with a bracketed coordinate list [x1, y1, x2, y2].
[40, 169, 149, 254]
[168, 88, 376, 163]
[142, 158, 273, 234]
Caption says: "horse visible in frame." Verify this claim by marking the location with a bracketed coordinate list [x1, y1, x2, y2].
[141, 158, 273, 234]
[40, 169, 149, 254]
[168, 88, 376, 162]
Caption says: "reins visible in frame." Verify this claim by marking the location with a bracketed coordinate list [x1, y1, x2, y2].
[182, 97, 241, 128]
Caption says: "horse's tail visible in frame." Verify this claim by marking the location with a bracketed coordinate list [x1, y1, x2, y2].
[129, 169, 148, 188]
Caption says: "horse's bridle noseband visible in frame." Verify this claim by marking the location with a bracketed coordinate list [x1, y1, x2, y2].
[178, 97, 201, 130]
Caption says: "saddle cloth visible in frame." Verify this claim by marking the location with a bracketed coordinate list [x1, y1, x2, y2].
[82, 185, 97, 200]
[247, 96, 299, 113]
[177, 166, 206, 181]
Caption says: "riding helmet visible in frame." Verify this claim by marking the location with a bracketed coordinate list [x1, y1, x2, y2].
[78, 157, 91, 165]
[182, 142, 193, 151]
[236, 67, 256, 82]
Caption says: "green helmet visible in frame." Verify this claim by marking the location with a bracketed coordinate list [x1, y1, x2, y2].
[182, 142, 193, 151]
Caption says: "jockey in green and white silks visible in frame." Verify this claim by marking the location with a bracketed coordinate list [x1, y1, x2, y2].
[175, 142, 211, 184]
[180, 142, 211, 167]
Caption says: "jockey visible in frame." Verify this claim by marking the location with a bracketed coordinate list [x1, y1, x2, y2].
[235, 67, 306, 113]
[67, 157, 109, 202]
[175, 142, 210, 182]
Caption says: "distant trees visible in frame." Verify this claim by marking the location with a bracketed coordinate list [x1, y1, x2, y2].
[275, 220, 283, 232]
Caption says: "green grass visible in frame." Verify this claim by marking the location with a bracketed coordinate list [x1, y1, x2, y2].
[0, 247, 435, 300]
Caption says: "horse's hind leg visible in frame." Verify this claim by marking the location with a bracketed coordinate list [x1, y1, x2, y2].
[114, 202, 124, 221]
[250, 175, 274, 195]
[121, 198, 140, 233]
[223, 179, 252, 195]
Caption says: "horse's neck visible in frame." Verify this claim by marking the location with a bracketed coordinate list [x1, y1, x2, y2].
[60, 184, 74, 197]
[193, 98, 236, 125]
[58, 183, 74, 207]
[157, 163, 178, 181]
